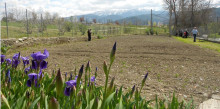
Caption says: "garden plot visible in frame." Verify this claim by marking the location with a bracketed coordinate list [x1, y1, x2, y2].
[7, 35, 220, 107]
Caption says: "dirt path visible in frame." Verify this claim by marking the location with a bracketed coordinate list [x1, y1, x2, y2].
[8, 35, 220, 107]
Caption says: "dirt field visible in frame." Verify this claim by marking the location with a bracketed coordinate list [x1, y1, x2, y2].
[8, 35, 220, 107]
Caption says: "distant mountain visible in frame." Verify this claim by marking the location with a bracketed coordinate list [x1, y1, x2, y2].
[116, 12, 169, 25]
[65, 8, 219, 25]
[66, 9, 169, 24]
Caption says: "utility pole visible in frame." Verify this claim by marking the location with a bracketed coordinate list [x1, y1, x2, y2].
[26, 9, 29, 36]
[5, 3, 8, 38]
[150, 9, 153, 35]
[168, 1, 172, 37]
[41, 14, 43, 36]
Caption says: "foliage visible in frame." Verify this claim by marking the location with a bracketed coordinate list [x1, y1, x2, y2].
[1, 44, 10, 54]
[146, 29, 150, 35]
[97, 35, 104, 39]
[150, 29, 154, 35]
[64, 21, 73, 32]
[78, 23, 87, 35]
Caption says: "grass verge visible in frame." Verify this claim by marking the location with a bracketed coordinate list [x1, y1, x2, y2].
[173, 36, 220, 53]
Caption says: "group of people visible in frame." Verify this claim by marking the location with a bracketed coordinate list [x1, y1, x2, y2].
[177, 27, 199, 42]
[87, 27, 199, 42]
[177, 29, 189, 38]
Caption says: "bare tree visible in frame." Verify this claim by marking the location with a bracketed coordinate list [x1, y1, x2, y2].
[52, 13, 59, 24]
[44, 11, 51, 24]
[8, 12, 14, 21]
[164, 0, 173, 36]
[164, 0, 213, 36]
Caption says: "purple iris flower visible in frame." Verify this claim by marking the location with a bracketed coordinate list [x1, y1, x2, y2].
[1, 55, 5, 64]
[40, 60, 47, 69]
[6, 58, 11, 65]
[31, 49, 49, 61]
[75, 76, 78, 80]
[12, 59, 20, 68]
[6, 69, 10, 78]
[32, 60, 38, 69]
[13, 53, 20, 60]
[64, 80, 77, 96]
[91, 76, 95, 82]
[27, 73, 38, 87]
[12, 53, 20, 68]
[6, 69, 11, 83]
[24, 66, 30, 74]
[21, 56, 29, 67]
[31, 49, 49, 70]
[38, 69, 44, 78]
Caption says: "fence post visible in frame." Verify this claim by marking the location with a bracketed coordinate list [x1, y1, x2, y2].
[26, 9, 29, 36]
[41, 14, 43, 37]
[5, 3, 9, 38]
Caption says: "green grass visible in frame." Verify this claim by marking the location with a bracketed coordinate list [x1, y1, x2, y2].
[1, 21, 24, 27]
[209, 33, 220, 38]
[173, 36, 220, 53]
[1, 21, 169, 39]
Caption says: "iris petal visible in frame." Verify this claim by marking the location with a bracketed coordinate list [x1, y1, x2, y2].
[28, 73, 38, 79]
[43, 49, 49, 58]
[40, 60, 47, 69]
[91, 76, 95, 82]
[1, 55, 5, 63]
[36, 54, 47, 60]
[66, 80, 77, 87]
[27, 79, 32, 87]
[31, 52, 41, 60]
[32, 60, 37, 69]
[64, 87, 71, 96]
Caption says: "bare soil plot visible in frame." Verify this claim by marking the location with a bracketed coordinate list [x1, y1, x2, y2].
[8, 35, 220, 106]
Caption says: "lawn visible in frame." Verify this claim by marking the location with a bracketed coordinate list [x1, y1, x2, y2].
[173, 36, 220, 53]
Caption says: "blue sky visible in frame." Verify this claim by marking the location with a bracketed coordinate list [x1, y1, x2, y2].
[0, 0, 219, 18]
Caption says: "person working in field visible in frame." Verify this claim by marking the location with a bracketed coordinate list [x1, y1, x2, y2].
[183, 29, 189, 38]
[191, 27, 199, 42]
[87, 29, 92, 41]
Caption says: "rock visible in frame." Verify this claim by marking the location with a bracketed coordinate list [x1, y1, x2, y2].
[200, 77, 203, 81]
[199, 99, 220, 109]
[18, 38, 23, 42]
[22, 37, 28, 41]
[212, 95, 220, 100]
[203, 93, 208, 97]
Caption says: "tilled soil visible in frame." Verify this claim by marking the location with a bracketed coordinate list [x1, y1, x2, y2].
[7, 35, 220, 107]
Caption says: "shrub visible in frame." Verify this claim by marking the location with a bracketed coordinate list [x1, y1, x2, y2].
[150, 29, 154, 35]
[1, 44, 10, 54]
[146, 29, 150, 35]
[64, 21, 73, 32]
[97, 35, 104, 39]
[79, 23, 87, 35]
